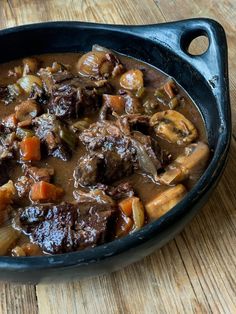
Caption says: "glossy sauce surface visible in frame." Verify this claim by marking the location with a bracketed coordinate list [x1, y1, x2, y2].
[0, 51, 208, 256]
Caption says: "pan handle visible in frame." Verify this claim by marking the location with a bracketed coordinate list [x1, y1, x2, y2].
[128, 18, 228, 86]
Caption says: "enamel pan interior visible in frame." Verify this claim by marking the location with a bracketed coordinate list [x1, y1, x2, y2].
[0, 19, 231, 283]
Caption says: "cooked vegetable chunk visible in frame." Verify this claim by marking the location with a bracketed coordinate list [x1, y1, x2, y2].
[20, 136, 41, 161]
[30, 181, 64, 202]
[120, 69, 143, 91]
[0, 225, 19, 255]
[103, 94, 125, 114]
[0, 180, 16, 211]
[160, 142, 210, 185]
[17, 75, 42, 93]
[77, 51, 121, 79]
[150, 110, 198, 144]
[145, 184, 187, 220]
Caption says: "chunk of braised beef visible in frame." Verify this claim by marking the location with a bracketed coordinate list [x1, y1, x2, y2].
[50, 144, 71, 161]
[48, 84, 78, 119]
[1, 114, 18, 131]
[38, 66, 73, 94]
[15, 166, 54, 199]
[0, 132, 18, 161]
[77, 87, 100, 115]
[117, 114, 150, 135]
[29, 84, 49, 106]
[103, 150, 133, 182]
[105, 182, 135, 200]
[48, 83, 99, 119]
[33, 114, 72, 161]
[15, 175, 33, 198]
[74, 153, 104, 187]
[74, 150, 133, 188]
[80, 120, 132, 152]
[19, 201, 116, 254]
[25, 166, 54, 182]
[79, 119, 166, 182]
[52, 71, 74, 84]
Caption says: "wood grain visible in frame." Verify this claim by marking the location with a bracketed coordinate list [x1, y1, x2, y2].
[0, 0, 236, 313]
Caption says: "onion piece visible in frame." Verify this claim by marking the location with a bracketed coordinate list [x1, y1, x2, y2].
[132, 198, 145, 229]
[120, 69, 143, 91]
[17, 75, 42, 93]
[0, 225, 19, 255]
[0, 180, 16, 211]
[131, 138, 158, 181]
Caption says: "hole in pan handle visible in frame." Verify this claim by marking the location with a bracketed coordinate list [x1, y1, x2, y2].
[130, 18, 228, 87]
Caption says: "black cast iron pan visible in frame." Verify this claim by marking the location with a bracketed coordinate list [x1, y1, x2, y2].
[0, 18, 231, 283]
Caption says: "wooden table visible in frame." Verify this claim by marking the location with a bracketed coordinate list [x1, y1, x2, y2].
[0, 1, 235, 313]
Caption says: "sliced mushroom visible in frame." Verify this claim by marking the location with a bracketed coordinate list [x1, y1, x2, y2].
[150, 110, 198, 145]
[145, 184, 187, 221]
[160, 142, 210, 185]
[120, 69, 143, 91]
[77, 51, 119, 79]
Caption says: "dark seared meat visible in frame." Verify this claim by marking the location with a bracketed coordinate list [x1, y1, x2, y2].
[74, 150, 133, 187]
[48, 79, 102, 119]
[104, 182, 135, 200]
[0, 133, 18, 161]
[74, 153, 104, 187]
[19, 200, 116, 254]
[78, 119, 165, 184]
[52, 71, 74, 83]
[80, 120, 135, 156]
[33, 113, 72, 161]
[15, 166, 54, 198]
[76, 87, 99, 115]
[48, 84, 79, 119]
[29, 84, 49, 106]
[15, 176, 33, 198]
[117, 114, 150, 135]
[25, 166, 54, 182]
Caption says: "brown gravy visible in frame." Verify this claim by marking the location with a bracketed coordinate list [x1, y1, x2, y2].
[0, 50, 208, 256]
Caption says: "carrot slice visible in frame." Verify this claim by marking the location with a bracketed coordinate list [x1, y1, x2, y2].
[103, 94, 125, 114]
[30, 181, 64, 202]
[20, 136, 41, 161]
[119, 196, 139, 217]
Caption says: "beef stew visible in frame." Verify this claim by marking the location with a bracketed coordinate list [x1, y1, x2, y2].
[0, 45, 210, 256]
